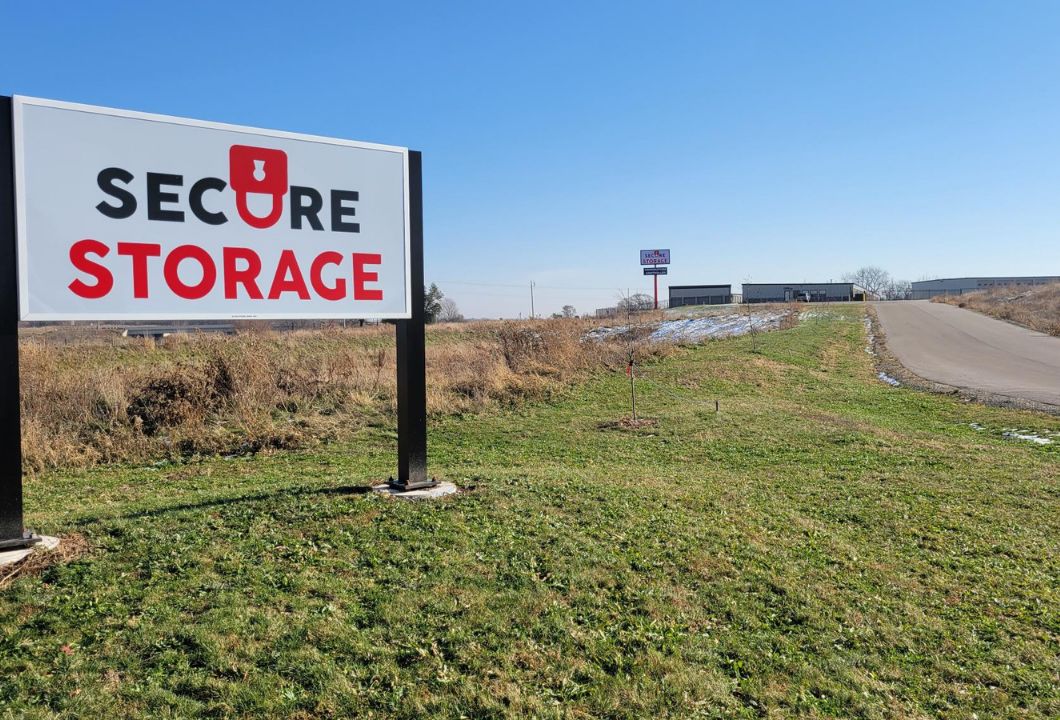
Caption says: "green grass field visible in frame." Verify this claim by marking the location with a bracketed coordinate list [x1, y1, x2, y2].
[2, 307, 1057, 718]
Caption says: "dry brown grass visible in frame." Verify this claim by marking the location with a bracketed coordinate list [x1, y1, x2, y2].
[933, 283, 1060, 336]
[18, 319, 672, 472]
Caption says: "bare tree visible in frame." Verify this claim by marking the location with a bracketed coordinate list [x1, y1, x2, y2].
[744, 303, 759, 352]
[438, 297, 464, 322]
[562, 304, 577, 318]
[885, 279, 912, 300]
[610, 290, 652, 422]
[843, 266, 892, 299]
[617, 293, 653, 313]
[624, 296, 638, 421]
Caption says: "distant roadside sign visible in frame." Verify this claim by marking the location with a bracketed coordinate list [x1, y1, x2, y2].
[640, 249, 670, 266]
[643, 267, 668, 276]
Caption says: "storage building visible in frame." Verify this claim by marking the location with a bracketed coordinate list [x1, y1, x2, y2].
[910, 276, 1060, 300]
[742, 283, 868, 303]
[668, 285, 733, 307]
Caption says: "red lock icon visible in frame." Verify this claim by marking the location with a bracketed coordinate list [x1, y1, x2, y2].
[229, 145, 288, 229]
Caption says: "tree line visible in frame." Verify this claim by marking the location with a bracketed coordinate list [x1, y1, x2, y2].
[842, 267, 912, 300]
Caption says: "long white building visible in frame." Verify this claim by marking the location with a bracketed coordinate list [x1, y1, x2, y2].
[742, 282, 868, 303]
[910, 276, 1060, 300]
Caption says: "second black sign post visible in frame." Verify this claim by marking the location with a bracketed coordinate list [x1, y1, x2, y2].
[391, 150, 435, 490]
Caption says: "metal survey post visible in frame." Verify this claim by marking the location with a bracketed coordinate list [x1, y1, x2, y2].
[0, 96, 37, 549]
[391, 150, 434, 490]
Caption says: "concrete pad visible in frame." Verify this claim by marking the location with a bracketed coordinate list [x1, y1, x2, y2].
[0, 535, 60, 568]
[372, 481, 458, 500]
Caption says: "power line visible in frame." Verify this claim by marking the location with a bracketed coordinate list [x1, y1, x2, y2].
[435, 279, 624, 292]
[438, 288, 613, 299]
[440, 290, 529, 299]
[538, 285, 626, 292]
[433, 280, 525, 288]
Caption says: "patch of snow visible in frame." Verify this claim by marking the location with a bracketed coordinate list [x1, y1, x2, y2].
[877, 372, 900, 386]
[967, 422, 1054, 445]
[1002, 430, 1054, 445]
[588, 312, 787, 344]
[967, 422, 1055, 445]
[864, 317, 876, 355]
[584, 325, 629, 341]
[649, 312, 786, 342]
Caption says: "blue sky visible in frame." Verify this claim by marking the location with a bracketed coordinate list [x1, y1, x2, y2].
[3, 1, 1060, 317]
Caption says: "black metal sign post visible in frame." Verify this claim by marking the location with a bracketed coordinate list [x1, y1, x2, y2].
[0, 96, 38, 549]
[391, 150, 435, 490]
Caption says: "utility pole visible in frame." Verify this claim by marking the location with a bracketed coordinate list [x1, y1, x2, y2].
[530, 281, 535, 319]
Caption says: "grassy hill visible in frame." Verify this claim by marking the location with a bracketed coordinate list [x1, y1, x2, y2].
[2, 307, 1057, 718]
[934, 282, 1060, 336]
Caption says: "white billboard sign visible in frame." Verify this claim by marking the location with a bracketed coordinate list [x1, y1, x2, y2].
[13, 96, 411, 320]
[640, 248, 670, 266]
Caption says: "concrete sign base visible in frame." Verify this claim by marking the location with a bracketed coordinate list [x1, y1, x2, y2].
[372, 481, 457, 500]
[0, 534, 59, 568]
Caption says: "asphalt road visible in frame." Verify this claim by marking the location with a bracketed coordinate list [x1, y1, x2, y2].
[874, 300, 1060, 408]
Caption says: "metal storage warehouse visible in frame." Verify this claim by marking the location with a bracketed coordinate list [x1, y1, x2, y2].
[668, 284, 732, 307]
[910, 276, 1060, 300]
[742, 283, 868, 303]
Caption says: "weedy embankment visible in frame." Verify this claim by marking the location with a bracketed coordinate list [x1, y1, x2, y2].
[933, 282, 1060, 336]
[18, 319, 673, 471]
